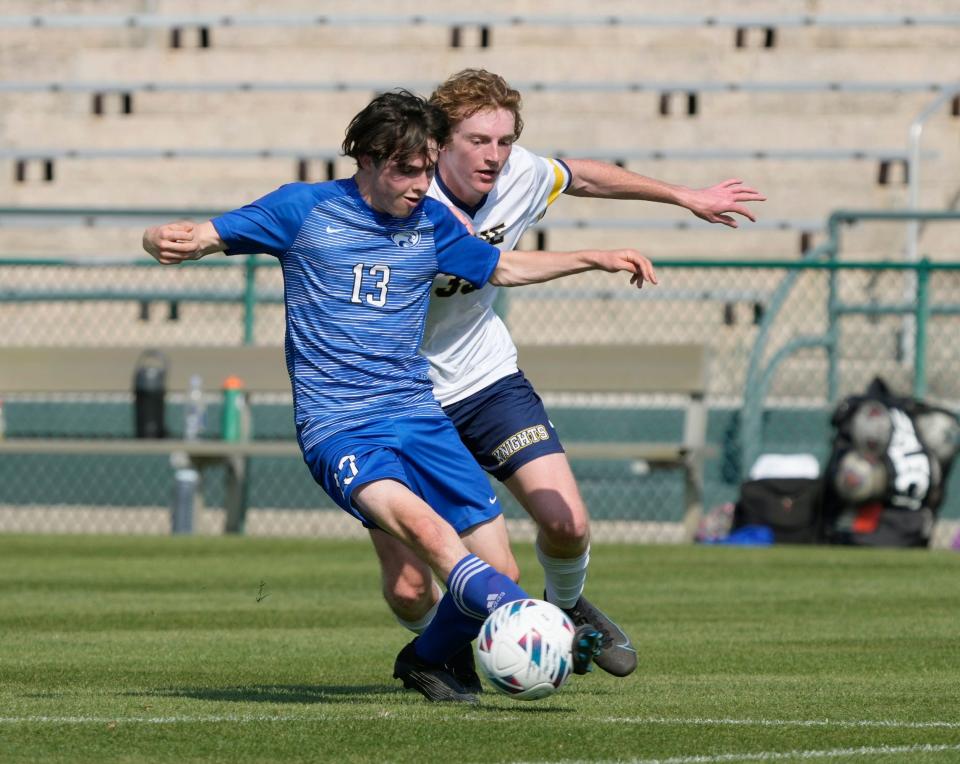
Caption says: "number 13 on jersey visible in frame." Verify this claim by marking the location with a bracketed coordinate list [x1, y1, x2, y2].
[351, 263, 391, 307]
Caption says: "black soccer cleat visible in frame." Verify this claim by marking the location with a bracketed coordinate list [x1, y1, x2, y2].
[571, 624, 604, 675]
[446, 643, 483, 695]
[560, 594, 638, 677]
[393, 639, 479, 704]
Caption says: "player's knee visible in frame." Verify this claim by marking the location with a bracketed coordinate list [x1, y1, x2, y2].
[539, 514, 590, 552]
[382, 573, 436, 620]
[501, 556, 520, 584]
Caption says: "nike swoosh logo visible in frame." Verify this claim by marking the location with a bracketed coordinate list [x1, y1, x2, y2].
[615, 639, 637, 653]
[326, 225, 344, 234]
[488, 496, 498, 504]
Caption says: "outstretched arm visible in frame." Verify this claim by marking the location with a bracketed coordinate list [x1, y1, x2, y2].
[562, 158, 766, 228]
[143, 220, 226, 264]
[490, 248, 657, 289]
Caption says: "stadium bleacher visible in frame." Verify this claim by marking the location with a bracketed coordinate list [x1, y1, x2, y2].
[1, 6, 957, 256]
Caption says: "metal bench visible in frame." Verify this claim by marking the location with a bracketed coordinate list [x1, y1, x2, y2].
[0, 345, 297, 533]
[515, 343, 709, 539]
[0, 342, 710, 538]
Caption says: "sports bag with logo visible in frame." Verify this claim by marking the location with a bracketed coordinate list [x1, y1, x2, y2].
[823, 377, 959, 547]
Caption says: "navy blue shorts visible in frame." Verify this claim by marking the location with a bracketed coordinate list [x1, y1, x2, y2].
[443, 371, 565, 482]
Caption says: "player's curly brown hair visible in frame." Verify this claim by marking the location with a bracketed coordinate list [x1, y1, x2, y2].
[429, 69, 523, 139]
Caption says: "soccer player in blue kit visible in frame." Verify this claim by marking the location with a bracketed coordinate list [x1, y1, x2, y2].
[143, 90, 658, 703]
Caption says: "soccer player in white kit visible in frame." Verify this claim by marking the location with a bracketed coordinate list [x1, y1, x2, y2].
[369, 70, 766, 686]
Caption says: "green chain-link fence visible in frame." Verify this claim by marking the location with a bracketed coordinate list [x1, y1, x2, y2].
[1, 210, 959, 543]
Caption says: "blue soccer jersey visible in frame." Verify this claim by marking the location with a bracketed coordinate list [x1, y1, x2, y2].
[212, 179, 501, 449]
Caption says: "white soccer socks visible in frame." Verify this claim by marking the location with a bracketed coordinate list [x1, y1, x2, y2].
[536, 542, 590, 609]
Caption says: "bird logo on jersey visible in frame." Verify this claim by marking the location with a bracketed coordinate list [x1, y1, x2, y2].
[390, 230, 421, 248]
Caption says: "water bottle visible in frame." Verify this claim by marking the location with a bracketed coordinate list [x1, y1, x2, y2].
[221, 375, 250, 442]
[171, 467, 199, 534]
[183, 374, 206, 440]
[133, 349, 167, 439]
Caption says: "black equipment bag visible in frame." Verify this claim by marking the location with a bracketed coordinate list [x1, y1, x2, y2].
[823, 377, 959, 547]
[733, 477, 824, 544]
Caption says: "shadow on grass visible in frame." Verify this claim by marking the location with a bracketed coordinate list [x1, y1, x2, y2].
[130, 684, 398, 704]
[129, 684, 596, 708]
[473, 702, 572, 714]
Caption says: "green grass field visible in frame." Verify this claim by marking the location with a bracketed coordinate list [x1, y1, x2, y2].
[2, 535, 960, 763]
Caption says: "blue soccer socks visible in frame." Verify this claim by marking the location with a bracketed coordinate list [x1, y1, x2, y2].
[415, 554, 527, 664]
[447, 553, 527, 619]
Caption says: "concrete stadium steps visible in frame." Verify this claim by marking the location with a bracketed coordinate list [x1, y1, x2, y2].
[1, 151, 943, 212]
[1, 159, 303, 207]
[7, 0, 950, 15]
[1, 107, 361, 150]
[4, 85, 955, 156]
[519, 109, 950, 151]
[521, 89, 947, 124]
[1, 149, 953, 262]
[916, 223, 960, 257]
[5, 97, 949, 153]
[2, 228, 146, 259]
[3, 9, 957, 60]
[59, 47, 481, 83]
[43, 42, 960, 84]
[3, 0, 135, 12]
[517, 228, 815, 260]
[3, 87, 951, 126]
[833, 222, 960, 262]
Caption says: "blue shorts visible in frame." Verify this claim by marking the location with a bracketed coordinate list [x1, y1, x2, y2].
[443, 371, 565, 482]
[301, 416, 502, 534]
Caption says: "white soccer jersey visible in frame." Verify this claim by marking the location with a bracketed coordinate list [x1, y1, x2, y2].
[422, 145, 571, 406]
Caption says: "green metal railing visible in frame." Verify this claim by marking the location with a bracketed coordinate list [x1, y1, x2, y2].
[739, 208, 960, 475]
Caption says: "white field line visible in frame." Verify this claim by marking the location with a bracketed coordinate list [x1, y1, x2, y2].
[5, 717, 960, 762]
[601, 716, 960, 730]
[516, 743, 960, 764]
[1, 715, 959, 730]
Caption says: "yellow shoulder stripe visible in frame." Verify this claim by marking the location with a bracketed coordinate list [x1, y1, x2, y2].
[545, 160, 568, 207]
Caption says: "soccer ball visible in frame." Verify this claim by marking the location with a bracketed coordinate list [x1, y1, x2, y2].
[834, 449, 887, 504]
[475, 598, 575, 700]
[850, 401, 892, 456]
[915, 410, 960, 465]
